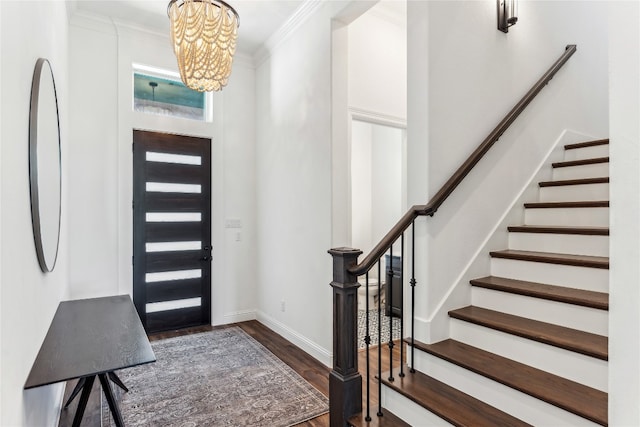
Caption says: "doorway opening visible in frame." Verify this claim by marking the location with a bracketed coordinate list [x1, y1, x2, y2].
[351, 118, 406, 347]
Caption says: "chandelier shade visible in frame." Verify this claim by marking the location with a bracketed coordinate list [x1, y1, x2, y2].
[168, 0, 239, 92]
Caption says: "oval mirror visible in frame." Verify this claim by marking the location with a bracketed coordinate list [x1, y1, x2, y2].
[29, 58, 62, 273]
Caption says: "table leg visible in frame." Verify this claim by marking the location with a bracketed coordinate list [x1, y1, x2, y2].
[108, 371, 129, 392]
[71, 375, 95, 427]
[64, 377, 86, 409]
[99, 372, 125, 427]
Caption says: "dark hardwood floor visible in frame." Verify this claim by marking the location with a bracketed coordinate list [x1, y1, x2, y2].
[58, 320, 402, 427]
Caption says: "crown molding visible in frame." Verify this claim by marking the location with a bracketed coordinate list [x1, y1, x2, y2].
[349, 107, 407, 129]
[253, 0, 324, 67]
[69, 8, 170, 41]
[232, 52, 255, 70]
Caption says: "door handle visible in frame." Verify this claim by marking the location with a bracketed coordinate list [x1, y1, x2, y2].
[201, 245, 212, 262]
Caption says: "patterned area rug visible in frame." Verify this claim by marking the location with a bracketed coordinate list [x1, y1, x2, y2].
[102, 327, 328, 426]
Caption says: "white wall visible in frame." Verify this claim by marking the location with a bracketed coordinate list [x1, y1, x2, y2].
[256, 1, 381, 365]
[608, 1, 640, 424]
[67, 13, 257, 325]
[371, 124, 403, 250]
[351, 121, 374, 254]
[351, 121, 404, 260]
[407, 1, 609, 338]
[348, 1, 407, 120]
[0, 1, 70, 425]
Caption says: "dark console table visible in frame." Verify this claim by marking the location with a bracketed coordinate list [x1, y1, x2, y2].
[24, 295, 156, 426]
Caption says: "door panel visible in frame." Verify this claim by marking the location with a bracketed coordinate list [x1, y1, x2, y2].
[133, 130, 212, 333]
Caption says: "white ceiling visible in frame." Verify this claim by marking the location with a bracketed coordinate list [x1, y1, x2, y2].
[71, 0, 307, 55]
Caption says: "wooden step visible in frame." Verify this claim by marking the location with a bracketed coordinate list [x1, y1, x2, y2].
[565, 139, 609, 150]
[490, 249, 609, 269]
[524, 200, 609, 209]
[470, 276, 609, 310]
[539, 177, 609, 187]
[507, 225, 609, 236]
[379, 367, 532, 427]
[552, 156, 609, 168]
[348, 408, 410, 427]
[448, 306, 608, 360]
[408, 339, 608, 426]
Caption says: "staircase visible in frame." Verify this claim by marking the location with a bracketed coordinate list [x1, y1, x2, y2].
[350, 139, 610, 426]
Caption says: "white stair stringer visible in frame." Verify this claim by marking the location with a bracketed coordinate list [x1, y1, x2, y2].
[471, 286, 608, 335]
[491, 258, 609, 293]
[539, 182, 609, 202]
[508, 231, 608, 257]
[409, 349, 602, 427]
[449, 318, 608, 392]
[553, 162, 609, 181]
[524, 206, 609, 227]
[380, 386, 455, 427]
[563, 144, 609, 161]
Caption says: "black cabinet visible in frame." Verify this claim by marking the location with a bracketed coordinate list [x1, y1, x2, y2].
[384, 254, 402, 318]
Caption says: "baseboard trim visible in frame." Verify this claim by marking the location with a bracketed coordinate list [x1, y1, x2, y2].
[256, 311, 333, 368]
[222, 309, 257, 324]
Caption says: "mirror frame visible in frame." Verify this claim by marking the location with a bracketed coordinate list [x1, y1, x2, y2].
[29, 58, 62, 273]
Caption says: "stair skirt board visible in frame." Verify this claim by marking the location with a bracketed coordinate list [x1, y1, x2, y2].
[524, 207, 609, 227]
[380, 386, 455, 427]
[563, 144, 609, 161]
[408, 351, 604, 426]
[552, 162, 609, 181]
[448, 319, 608, 391]
[508, 232, 609, 257]
[539, 183, 609, 202]
[491, 258, 608, 293]
[471, 287, 608, 335]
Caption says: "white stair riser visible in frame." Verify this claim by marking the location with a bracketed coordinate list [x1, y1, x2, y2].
[412, 349, 603, 426]
[471, 287, 608, 335]
[553, 162, 609, 181]
[381, 387, 454, 426]
[564, 145, 609, 161]
[509, 232, 609, 257]
[449, 319, 608, 392]
[524, 207, 609, 227]
[539, 183, 609, 202]
[491, 258, 609, 293]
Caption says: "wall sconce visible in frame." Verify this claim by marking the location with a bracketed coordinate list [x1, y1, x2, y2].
[497, 0, 518, 33]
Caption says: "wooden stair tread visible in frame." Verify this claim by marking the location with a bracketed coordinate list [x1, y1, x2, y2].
[507, 225, 609, 235]
[490, 249, 609, 269]
[408, 339, 608, 426]
[524, 200, 609, 209]
[539, 177, 609, 187]
[552, 156, 609, 168]
[379, 367, 531, 427]
[564, 139, 609, 150]
[348, 408, 410, 427]
[448, 306, 608, 360]
[470, 276, 609, 309]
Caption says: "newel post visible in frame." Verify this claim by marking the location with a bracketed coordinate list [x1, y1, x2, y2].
[328, 247, 363, 427]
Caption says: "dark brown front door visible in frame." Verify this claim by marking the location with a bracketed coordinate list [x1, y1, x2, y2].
[132, 130, 212, 333]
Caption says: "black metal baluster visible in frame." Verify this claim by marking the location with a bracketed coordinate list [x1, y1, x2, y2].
[365, 272, 371, 422]
[399, 233, 405, 378]
[388, 244, 394, 382]
[377, 260, 383, 417]
[410, 221, 417, 373]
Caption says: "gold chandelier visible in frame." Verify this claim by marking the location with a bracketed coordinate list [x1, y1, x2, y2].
[168, 0, 239, 92]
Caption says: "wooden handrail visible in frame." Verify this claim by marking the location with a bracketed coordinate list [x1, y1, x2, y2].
[349, 45, 577, 276]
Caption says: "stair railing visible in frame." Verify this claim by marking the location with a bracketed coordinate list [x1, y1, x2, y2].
[328, 44, 577, 427]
